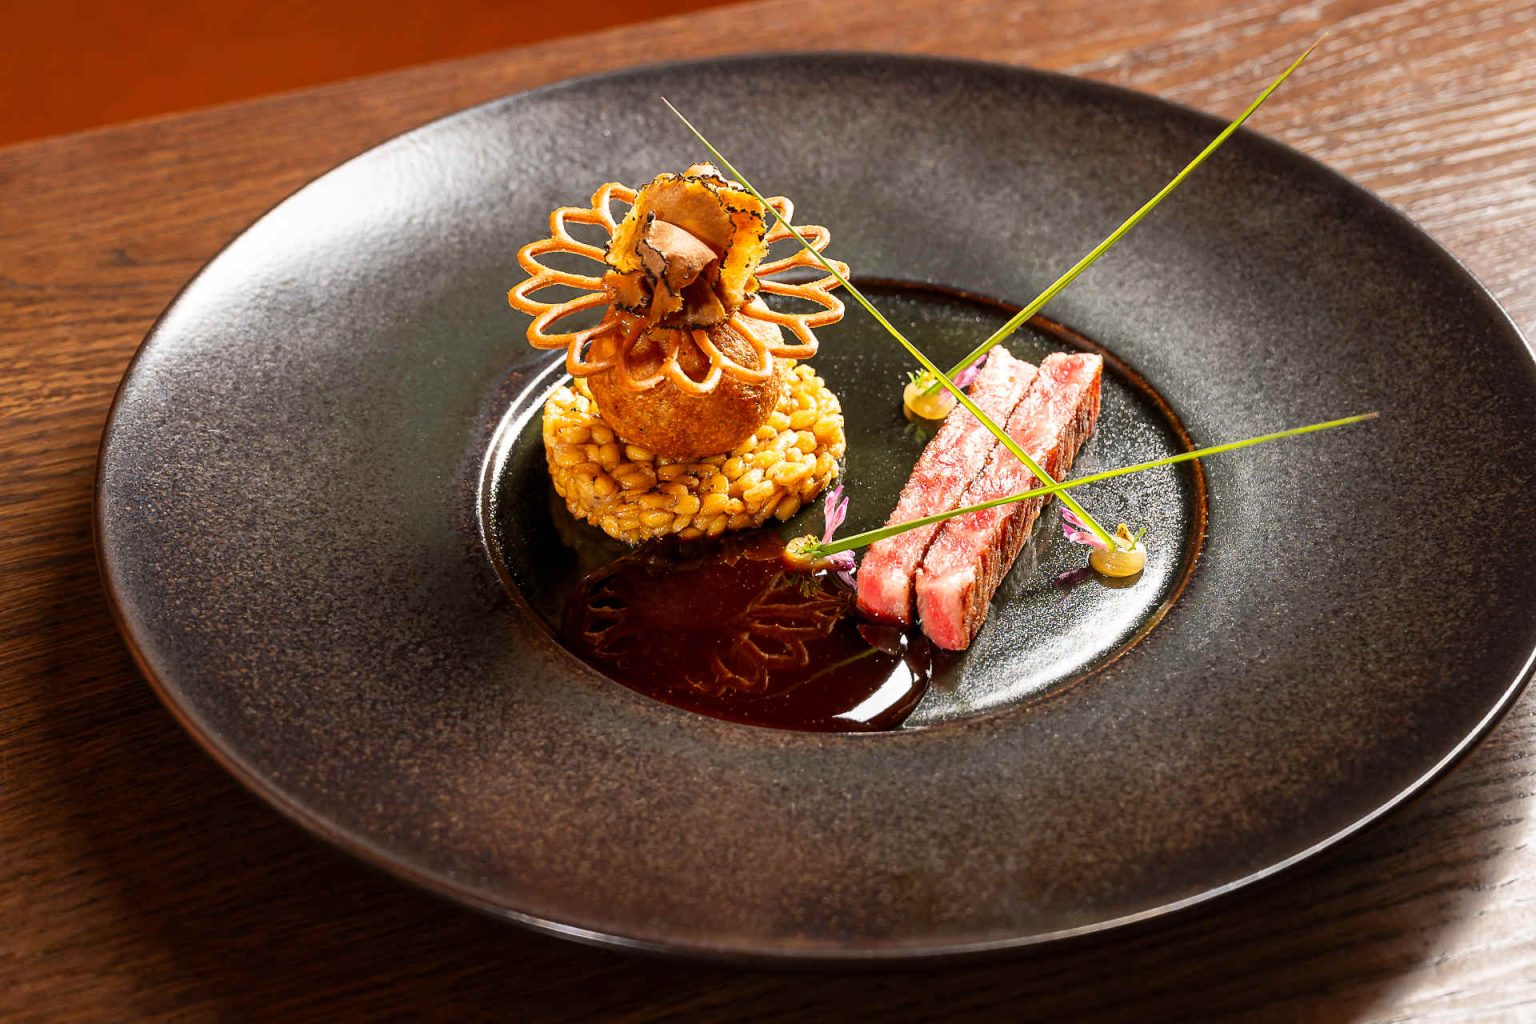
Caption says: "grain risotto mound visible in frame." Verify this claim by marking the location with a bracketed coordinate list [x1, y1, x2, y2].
[544, 363, 845, 544]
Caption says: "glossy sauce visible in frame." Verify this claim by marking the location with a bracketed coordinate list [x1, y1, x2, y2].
[561, 533, 932, 731]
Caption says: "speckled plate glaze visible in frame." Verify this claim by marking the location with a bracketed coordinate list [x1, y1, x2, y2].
[97, 54, 1536, 960]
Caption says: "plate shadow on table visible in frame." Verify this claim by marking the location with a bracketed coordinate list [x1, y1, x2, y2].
[25, 481, 1531, 1024]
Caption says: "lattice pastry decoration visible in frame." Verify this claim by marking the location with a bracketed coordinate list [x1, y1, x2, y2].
[508, 164, 848, 396]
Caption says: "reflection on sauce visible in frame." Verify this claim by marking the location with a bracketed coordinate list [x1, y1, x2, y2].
[561, 533, 932, 732]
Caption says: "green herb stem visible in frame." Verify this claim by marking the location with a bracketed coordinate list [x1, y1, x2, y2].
[814, 411, 1376, 557]
[919, 41, 1318, 397]
[662, 98, 1118, 549]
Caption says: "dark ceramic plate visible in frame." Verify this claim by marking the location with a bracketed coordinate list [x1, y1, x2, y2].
[97, 54, 1536, 959]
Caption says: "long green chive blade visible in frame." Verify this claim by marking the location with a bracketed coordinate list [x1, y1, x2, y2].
[815, 411, 1375, 556]
[918, 41, 1318, 396]
[662, 98, 1117, 548]
[660, 101, 947, 373]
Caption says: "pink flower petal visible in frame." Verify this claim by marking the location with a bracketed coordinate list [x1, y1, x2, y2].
[821, 484, 848, 542]
[1060, 508, 1109, 549]
[953, 352, 989, 389]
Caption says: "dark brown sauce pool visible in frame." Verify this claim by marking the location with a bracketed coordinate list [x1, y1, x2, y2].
[561, 533, 933, 731]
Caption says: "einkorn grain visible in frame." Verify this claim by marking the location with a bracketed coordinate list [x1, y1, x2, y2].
[543, 364, 845, 544]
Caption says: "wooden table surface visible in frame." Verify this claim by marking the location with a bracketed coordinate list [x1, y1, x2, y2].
[4, 0, 1534, 1019]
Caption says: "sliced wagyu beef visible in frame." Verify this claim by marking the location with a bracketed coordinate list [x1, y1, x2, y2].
[915, 352, 1103, 650]
[855, 348, 1038, 625]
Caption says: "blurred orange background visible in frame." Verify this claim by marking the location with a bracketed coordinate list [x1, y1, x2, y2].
[4, 0, 741, 146]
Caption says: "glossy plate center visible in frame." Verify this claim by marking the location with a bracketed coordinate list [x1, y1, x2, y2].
[483, 283, 1205, 729]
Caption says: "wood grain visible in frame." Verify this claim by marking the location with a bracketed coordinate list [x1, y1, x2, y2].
[2, 0, 1534, 1020]
[0, 0, 744, 145]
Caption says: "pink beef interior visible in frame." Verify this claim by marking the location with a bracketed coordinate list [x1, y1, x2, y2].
[915, 352, 1103, 650]
[855, 349, 1038, 625]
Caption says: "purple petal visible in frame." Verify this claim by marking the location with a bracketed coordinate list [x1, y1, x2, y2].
[826, 550, 856, 589]
[821, 484, 848, 542]
[1053, 566, 1094, 589]
[1060, 508, 1108, 550]
[953, 352, 989, 390]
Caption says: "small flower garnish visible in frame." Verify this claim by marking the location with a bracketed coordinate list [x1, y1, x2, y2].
[953, 353, 988, 389]
[901, 354, 989, 422]
[821, 485, 857, 585]
[1063, 510, 1147, 578]
[783, 484, 857, 585]
[1061, 508, 1109, 551]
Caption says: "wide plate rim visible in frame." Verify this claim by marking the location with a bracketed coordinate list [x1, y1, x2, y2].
[95, 50, 1536, 961]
